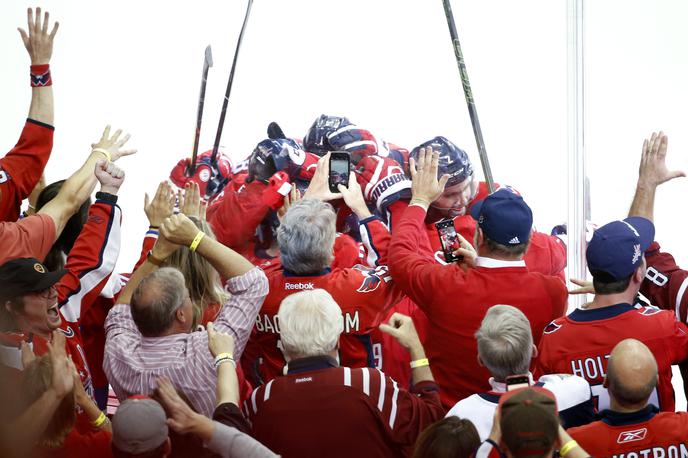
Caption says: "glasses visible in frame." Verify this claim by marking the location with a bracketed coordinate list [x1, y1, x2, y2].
[31, 285, 56, 299]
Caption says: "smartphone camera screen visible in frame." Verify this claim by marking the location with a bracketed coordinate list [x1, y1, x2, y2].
[435, 220, 461, 263]
[329, 153, 350, 192]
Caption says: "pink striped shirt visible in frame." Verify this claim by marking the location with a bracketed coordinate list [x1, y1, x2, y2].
[104, 267, 268, 417]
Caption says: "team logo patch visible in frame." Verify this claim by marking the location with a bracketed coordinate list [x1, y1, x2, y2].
[640, 307, 660, 316]
[617, 428, 647, 444]
[199, 168, 210, 182]
[33, 263, 45, 274]
[632, 244, 642, 264]
[59, 326, 75, 338]
[543, 321, 562, 334]
[353, 265, 388, 293]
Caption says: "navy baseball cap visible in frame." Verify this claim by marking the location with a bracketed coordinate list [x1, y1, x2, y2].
[470, 189, 533, 246]
[586, 217, 655, 281]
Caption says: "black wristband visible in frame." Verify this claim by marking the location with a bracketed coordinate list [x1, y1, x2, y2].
[95, 191, 118, 204]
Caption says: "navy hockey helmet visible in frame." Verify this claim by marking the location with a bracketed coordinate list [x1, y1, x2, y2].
[410, 136, 473, 188]
[303, 114, 352, 156]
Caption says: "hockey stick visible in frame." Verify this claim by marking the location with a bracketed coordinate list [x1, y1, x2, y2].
[188, 45, 214, 176]
[210, 0, 254, 165]
[441, 0, 495, 193]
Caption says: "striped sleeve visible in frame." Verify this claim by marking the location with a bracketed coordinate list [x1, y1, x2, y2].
[57, 200, 122, 323]
[358, 216, 390, 267]
[350, 368, 444, 446]
[641, 241, 688, 323]
[215, 267, 269, 359]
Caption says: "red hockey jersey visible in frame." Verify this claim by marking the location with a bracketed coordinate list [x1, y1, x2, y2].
[244, 216, 404, 385]
[567, 407, 688, 458]
[641, 241, 688, 324]
[0, 200, 121, 397]
[389, 205, 568, 407]
[244, 356, 444, 458]
[536, 303, 688, 412]
[0, 119, 53, 222]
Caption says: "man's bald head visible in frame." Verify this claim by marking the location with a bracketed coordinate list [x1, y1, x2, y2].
[606, 339, 658, 409]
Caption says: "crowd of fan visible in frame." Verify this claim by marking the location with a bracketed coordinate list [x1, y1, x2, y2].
[1, 8, 688, 458]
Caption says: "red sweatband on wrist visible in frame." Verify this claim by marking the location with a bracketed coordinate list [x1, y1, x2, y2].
[30, 64, 52, 87]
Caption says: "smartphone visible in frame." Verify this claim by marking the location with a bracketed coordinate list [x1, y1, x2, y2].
[505, 374, 530, 391]
[329, 151, 351, 193]
[435, 219, 462, 263]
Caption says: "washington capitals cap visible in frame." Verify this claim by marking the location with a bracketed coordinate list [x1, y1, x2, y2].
[470, 189, 533, 246]
[586, 217, 655, 281]
[0, 258, 66, 298]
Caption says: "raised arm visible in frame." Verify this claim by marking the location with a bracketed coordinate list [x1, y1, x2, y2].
[18, 7, 58, 125]
[628, 131, 685, 221]
[38, 125, 136, 237]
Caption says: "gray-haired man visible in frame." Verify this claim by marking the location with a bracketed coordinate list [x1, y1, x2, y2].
[446, 305, 595, 440]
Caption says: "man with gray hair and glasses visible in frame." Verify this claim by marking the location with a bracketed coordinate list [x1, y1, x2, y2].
[446, 305, 595, 440]
[244, 153, 404, 385]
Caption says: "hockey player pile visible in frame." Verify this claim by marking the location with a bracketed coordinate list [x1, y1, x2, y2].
[2, 7, 688, 458]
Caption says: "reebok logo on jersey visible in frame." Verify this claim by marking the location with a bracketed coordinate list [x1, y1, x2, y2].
[508, 237, 520, 244]
[295, 377, 313, 383]
[284, 282, 315, 291]
[617, 428, 647, 443]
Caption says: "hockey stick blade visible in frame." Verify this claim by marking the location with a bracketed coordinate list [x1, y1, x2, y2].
[188, 44, 214, 176]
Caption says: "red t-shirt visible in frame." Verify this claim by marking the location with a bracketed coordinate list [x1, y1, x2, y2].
[0, 213, 56, 265]
[0, 119, 53, 223]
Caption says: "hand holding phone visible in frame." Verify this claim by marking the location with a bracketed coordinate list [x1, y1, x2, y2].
[435, 219, 463, 263]
[329, 151, 351, 193]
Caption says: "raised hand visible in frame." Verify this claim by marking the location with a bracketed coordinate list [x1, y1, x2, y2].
[277, 185, 301, 223]
[145, 181, 175, 227]
[95, 159, 125, 195]
[303, 153, 343, 202]
[179, 182, 203, 218]
[156, 377, 203, 435]
[91, 125, 137, 162]
[379, 313, 422, 352]
[160, 213, 202, 246]
[18, 7, 59, 65]
[338, 172, 371, 219]
[207, 322, 235, 358]
[638, 132, 685, 188]
[47, 330, 74, 399]
[409, 147, 449, 208]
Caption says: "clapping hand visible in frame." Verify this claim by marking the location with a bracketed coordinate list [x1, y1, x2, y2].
[145, 181, 175, 228]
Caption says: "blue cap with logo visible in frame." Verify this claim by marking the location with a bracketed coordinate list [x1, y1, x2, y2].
[586, 217, 655, 281]
[470, 189, 533, 246]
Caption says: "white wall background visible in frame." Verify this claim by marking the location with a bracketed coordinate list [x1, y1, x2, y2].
[1, 1, 686, 409]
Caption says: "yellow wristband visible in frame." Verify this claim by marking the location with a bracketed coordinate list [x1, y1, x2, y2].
[189, 231, 206, 253]
[91, 411, 108, 428]
[92, 148, 112, 162]
[410, 358, 430, 369]
[559, 440, 579, 457]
